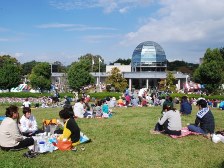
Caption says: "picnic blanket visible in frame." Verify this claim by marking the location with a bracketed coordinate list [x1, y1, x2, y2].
[0, 116, 6, 121]
[80, 132, 91, 144]
[170, 127, 201, 139]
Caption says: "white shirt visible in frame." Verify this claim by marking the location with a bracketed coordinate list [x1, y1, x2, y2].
[73, 102, 85, 118]
[20, 115, 38, 133]
[23, 101, 31, 107]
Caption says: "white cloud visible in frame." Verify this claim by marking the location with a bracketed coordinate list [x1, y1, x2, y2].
[0, 38, 10, 42]
[120, 0, 224, 62]
[36, 23, 79, 28]
[0, 27, 9, 32]
[83, 34, 118, 43]
[49, 0, 154, 13]
[14, 52, 24, 58]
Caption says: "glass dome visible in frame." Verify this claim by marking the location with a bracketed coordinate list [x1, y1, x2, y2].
[131, 41, 167, 72]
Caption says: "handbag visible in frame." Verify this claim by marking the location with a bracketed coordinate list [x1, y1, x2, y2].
[56, 140, 72, 151]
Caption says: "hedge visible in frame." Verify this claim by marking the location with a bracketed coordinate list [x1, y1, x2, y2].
[170, 93, 224, 100]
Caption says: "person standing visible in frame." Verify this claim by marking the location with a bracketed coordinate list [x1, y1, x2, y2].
[0, 105, 34, 151]
[23, 98, 31, 108]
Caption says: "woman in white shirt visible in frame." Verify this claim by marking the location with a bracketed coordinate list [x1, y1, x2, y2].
[20, 107, 38, 137]
[0, 105, 34, 151]
[153, 105, 182, 136]
[73, 98, 85, 118]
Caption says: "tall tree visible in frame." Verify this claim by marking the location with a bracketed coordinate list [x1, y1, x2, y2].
[193, 48, 224, 94]
[22, 60, 40, 76]
[158, 71, 176, 92]
[105, 67, 128, 92]
[29, 62, 51, 92]
[166, 71, 176, 92]
[79, 53, 106, 72]
[0, 55, 22, 91]
[67, 60, 94, 92]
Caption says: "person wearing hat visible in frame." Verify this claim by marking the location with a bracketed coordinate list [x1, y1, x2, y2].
[188, 99, 215, 137]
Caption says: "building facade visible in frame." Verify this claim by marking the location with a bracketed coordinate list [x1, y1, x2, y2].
[92, 41, 188, 90]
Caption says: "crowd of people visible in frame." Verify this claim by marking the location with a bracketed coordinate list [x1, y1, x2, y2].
[0, 88, 223, 152]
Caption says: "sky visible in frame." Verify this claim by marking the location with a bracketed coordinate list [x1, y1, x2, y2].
[0, 0, 224, 65]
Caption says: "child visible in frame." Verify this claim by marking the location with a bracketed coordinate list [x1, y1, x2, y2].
[102, 99, 111, 118]
[19, 107, 38, 137]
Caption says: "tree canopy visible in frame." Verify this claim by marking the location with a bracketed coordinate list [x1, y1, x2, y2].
[193, 48, 224, 94]
[167, 60, 198, 75]
[29, 62, 51, 92]
[0, 55, 22, 91]
[78, 53, 106, 72]
[22, 60, 40, 76]
[158, 71, 176, 92]
[67, 59, 94, 92]
[105, 67, 128, 92]
[110, 58, 131, 65]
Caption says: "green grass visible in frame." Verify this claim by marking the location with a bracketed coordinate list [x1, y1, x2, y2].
[0, 105, 224, 168]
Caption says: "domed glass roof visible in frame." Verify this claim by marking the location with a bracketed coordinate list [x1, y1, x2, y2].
[131, 41, 166, 71]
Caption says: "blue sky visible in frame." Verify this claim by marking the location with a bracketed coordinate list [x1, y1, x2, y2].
[1, 0, 224, 65]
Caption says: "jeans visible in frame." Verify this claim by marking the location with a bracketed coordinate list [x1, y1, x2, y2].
[188, 125, 205, 134]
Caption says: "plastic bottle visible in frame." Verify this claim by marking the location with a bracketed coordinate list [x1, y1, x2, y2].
[39, 141, 46, 153]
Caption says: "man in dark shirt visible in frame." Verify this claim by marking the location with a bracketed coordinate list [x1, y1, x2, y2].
[188, 99, 215, 137]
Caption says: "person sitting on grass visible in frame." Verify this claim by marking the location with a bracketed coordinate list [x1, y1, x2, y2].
[180, 96, 192, 115]
[0, 105, 34, 151]
[152, 105, 182, 136]
[58, 109, 81, 147]
[188, 99, 215, 138]
[73, 98, 85, 118]
[117, 96, 126, 107]
[19, 107, 38, 137]
[102, 99, 111, 118]
[162, 95, 173, 112]
[93, 100, 102, 118]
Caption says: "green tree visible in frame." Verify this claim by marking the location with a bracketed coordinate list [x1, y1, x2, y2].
[166, 71, 176, 92]
[22, 60, 40, 76]
[52, 61, 67, 73]
[193, 48, 224, 94]
[110, 58, 131, 65]
[158, 72, 176, 92]
[29, 62, 51, 92]
[79, 53, 106, 72]
[0, 55, 22, 91]
[167, 60, 199, 75]
[67, 60, 94, 92]
[105, 67, 128, 92]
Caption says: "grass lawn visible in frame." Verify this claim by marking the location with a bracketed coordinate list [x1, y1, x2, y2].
[0, 105, 224, 168]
